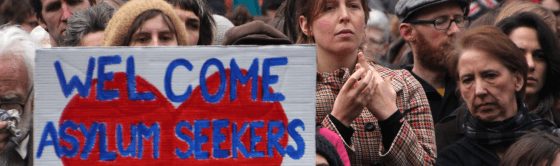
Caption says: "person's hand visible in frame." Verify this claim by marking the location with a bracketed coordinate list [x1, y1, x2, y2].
[330, 67, 375, 126]
[356, 52, 398, 121]
[0, 121, 11, 154]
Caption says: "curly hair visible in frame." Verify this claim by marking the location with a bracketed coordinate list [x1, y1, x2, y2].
[62, 3, 115, 46]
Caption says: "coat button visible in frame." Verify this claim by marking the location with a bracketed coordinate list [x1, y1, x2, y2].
[365, 122, 376, 131]
[371, 162, 382, 166]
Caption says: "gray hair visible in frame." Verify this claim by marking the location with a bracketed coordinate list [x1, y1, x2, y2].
[62, 3, 116, 46]
[0, 25, 39, 88]
[367, 9, 390, 42]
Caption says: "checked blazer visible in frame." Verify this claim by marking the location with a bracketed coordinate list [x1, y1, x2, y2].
[316, 62, 436, 166]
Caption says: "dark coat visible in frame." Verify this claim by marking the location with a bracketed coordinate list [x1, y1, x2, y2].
[435, 103, 468, 152]
[436, 137, 500, 166]
[436, 103, 560, 152]
[405, 66, 462, 124]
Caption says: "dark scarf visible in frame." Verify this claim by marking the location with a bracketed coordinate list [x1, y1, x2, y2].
[463, 99, 556, 147]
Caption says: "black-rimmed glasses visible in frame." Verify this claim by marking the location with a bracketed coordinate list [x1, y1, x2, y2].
[0, 86, 33, 111]
[406, 16, 471, 30]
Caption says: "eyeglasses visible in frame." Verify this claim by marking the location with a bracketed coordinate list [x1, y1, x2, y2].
[0, 86, 33, 111]
[406, 16, 471, 30]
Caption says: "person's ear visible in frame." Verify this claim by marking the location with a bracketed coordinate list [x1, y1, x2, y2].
[514, 71, 524, 92]
[299, 16, 312, 36]
[400, 23, 415, 42]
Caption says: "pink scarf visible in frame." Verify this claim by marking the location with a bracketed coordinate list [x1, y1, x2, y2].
[318, 127, 351, 166]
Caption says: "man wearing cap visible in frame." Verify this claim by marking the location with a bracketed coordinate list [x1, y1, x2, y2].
[396, 0, 470, 125]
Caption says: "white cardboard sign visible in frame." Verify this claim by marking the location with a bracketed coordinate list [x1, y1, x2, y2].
[33, 46, 316, 165]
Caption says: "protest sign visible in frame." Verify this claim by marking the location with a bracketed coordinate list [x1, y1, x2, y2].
[33, 46, 316, 165]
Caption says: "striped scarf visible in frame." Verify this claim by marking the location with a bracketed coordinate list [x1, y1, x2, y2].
[463, 100, 556, 147]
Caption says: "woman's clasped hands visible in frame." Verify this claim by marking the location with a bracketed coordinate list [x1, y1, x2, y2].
[331, 52, 398, 126]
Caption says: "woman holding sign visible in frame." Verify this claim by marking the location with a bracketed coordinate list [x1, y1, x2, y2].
[102, 0, 190, 46]
[294, 0, 436, 165]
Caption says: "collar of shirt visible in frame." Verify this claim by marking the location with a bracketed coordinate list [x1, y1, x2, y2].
[15, 135, 29, 159]
[317, 67, 352, 86]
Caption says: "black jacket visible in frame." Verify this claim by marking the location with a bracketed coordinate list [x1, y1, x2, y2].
[436, 137, 500, 166]
[405, 66, 462, 124]
[436, 103, 560, 152]
[435, 103, 468, 152]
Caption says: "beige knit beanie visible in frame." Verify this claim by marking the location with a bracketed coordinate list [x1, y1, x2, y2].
[102, 0, 189, 46]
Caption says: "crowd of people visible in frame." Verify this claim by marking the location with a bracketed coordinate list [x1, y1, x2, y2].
[2, 0, 560, 165]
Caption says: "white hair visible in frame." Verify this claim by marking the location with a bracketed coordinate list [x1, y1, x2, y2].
[0, 25, 40, 89]
[366, 9, 390, 43]
[367, 9, 389, 31]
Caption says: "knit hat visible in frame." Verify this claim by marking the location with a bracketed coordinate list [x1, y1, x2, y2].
[316, 133, 344, 166]
[102, 0, 189, 46]
[221, 20, 291, 45]
[212, 14, 234, 45]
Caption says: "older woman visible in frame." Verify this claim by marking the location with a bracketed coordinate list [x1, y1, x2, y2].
[436, 13, 560, 152]
[436, 25, 557, 166]
[496, 12, 560, 125]
[102, 0, 189, 46]
[294, 0, 435, 165]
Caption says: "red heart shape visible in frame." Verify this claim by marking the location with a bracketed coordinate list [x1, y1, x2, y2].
[58, 69, 288, 165]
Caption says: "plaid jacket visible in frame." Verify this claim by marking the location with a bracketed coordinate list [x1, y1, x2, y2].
[317, 62, 436, 166]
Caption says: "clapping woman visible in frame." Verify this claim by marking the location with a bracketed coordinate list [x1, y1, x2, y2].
[294, 0, 436, 165]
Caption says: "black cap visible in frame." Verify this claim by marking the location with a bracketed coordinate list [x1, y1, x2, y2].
[395, 0, 471, 23]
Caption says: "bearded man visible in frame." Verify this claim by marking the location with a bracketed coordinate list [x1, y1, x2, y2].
[396, 0, 469, 124]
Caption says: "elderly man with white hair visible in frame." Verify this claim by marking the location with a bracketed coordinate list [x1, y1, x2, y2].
[0, 25, 39, 166]
[362, 9, 391, 59]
